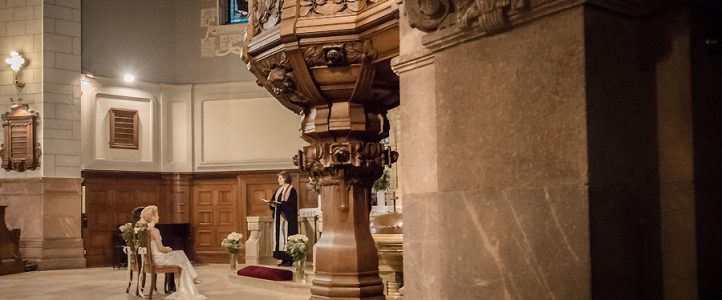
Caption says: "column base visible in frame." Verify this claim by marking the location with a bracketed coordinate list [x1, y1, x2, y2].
[311, 271, 386, 300]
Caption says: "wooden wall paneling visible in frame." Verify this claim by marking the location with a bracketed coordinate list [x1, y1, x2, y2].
[162, 174, 192, 223]
[191, 178, 239, 263]
[84, 190, 114, 266]
[82, 172, 163, 267]
[82, 170, 304, 266]
[297, 175, 319, 209]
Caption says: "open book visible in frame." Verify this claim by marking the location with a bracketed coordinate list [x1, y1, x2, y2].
[261, 198, 281, 205]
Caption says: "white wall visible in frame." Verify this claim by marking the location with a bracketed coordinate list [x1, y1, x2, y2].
[81, 77, 305, 172]
[82, 0, 255, 84]
[194, 82, 305, 171]
[81, 77, 160, 171]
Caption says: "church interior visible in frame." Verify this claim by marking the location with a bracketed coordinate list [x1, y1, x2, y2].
[1, 0, 721, 299]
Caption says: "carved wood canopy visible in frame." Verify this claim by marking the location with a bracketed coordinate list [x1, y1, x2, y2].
[243, 0, 400, 143]
[1, 104, 41, 172]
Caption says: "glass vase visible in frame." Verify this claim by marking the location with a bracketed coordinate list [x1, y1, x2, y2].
[294, 258, 306, 283]
[229, 252, 237, 271]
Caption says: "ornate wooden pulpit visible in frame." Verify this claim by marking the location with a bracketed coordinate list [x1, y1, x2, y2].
[242, 0, 400, 298]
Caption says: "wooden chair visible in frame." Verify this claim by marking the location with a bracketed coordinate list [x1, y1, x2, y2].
[137, 232, 182, 299]
[122, 246, 136, 294]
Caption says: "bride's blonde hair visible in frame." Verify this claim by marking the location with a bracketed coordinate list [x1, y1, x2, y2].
[139, 205, 158, 224]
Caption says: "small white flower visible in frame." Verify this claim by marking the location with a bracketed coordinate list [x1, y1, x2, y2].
[133, 227, 140, 234]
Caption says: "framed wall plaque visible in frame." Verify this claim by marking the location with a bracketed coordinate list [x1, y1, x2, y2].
[1, 104, 41, 172]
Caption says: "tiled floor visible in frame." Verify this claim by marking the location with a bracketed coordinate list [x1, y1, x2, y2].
[0, 264, 310, 300]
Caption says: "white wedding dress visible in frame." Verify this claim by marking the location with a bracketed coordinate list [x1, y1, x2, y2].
[151, 232, 207, 300]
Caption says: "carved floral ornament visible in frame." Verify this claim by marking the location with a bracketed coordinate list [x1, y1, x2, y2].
[300, 0, 377, 17]
[248, 52, 308, 109]
[293, 141, 399, 182]
[405, 0, 524, 33]
[302, 40, 378, 66]
[251, 0, 283, 34]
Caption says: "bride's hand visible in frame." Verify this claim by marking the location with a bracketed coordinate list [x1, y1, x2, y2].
[165, 246, 172, 252]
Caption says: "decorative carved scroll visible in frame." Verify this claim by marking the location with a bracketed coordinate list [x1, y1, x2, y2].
[1, 104, 40, 172]
[251, 0, 283, 34]
[108, 108, 139, 149]
[303, 40, 379, 67]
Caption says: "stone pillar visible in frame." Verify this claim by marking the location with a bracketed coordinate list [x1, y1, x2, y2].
[396, 0, 720, 299]
[0, 1, 84, 270]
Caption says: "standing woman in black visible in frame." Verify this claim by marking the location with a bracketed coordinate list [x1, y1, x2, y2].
[262, 171, 298, 266]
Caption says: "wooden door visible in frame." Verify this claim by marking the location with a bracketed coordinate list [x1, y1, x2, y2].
[192, 179, 239, 262]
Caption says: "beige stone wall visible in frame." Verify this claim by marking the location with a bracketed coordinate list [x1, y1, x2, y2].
[43, 0, 82, 177]
[396, 1, 718, 299]
[397, 7, 591, 300]
[0, 0, 43, 178]
[0, 178, 85, 270]
[0, 0, 85, 270]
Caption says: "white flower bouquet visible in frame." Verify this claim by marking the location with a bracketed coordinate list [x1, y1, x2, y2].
[118, 223, 133, 247]
[119, 222, 148, 249]
[134, 222, 149, 249]
[286, 234, 309, 262]
[221, 232, 244, 254]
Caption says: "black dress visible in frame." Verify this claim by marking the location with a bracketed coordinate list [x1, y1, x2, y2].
[269, 185, 298, 263]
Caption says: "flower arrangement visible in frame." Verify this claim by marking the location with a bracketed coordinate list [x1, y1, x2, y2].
[221, 232, 244, 253]
[286, 234, 309, 262]
[133, 222, 149, 249]
[118, 222, 149, 250]
[118, 223, 134, 247]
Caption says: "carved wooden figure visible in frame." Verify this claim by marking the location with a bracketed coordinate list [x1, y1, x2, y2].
[1, 104, 41, 172]
[243, 0, 400, 297]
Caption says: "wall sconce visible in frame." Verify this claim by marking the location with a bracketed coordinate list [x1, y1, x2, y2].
[4, 51, 26, 104]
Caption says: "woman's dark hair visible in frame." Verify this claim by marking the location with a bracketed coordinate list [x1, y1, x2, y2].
[277, 171, 292, 184]
[132, 206, 145, 222]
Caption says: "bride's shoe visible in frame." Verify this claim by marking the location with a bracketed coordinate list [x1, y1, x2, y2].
[194, 278, 203, 284]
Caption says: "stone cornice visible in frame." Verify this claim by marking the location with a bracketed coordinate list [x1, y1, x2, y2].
[404, 0, 720, 52]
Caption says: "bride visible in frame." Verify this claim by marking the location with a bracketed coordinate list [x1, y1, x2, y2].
[139, 205, 207, 300]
